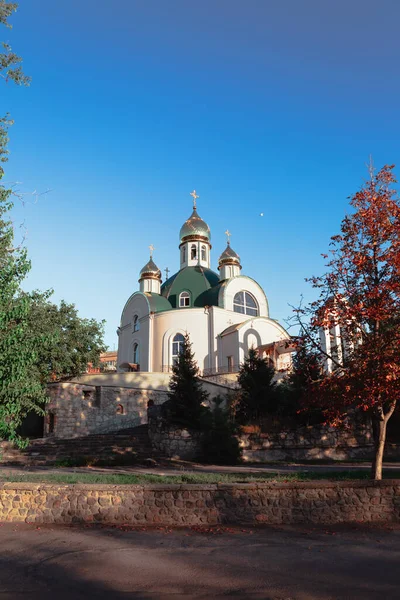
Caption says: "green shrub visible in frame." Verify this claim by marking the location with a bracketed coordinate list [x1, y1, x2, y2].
[202, 397, 242, 465]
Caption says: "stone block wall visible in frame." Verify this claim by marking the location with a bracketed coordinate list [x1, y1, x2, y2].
[147, 406, 203, 460]
[0, 481, 399, 525]
[46, 382, 168, 439]
[240, 424, 400, 462]
[45, 373, 233, 440]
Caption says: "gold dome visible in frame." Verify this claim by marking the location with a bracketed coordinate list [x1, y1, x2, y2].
[139, 257, 161, 280]
[218, 242, 241, 266]
[179, 209, 211, 243]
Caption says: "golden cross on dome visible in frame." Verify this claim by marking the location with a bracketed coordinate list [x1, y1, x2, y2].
[190, 189, 199, 209]
[149, 244, 155, 258]
[225, 229, 231, 244]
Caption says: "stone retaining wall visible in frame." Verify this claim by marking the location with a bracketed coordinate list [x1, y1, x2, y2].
[240, 424, 400, 462]
[0, 481, 399, 525]
[147, 405, 203, 460]
[46, 373, 233, 439]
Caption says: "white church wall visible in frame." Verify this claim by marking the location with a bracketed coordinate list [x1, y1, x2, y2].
[237, 318, 290, 366]
[219, 330, 240, 371]
[117, 293, 151, 372]
[152, 309, 210, 372]
[210, 306, 248, 371]
[219, 276, 269, 316]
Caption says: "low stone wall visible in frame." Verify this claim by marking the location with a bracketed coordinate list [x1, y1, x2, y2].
[240, 424, 400, 462]
[147, 406, 203, 460]
[0, 481, 399, 525]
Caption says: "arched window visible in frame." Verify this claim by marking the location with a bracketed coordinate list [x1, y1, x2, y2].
[191, 244, 197, 259]
[179, 291, 190, 307]
[233, 291, 259, 316]
[133, 315, 140, 332]
[172, 333, 185, 364]
[182, 246, 186, 262]
[133, 342, 140, 365]
[201, 245, 206, 261]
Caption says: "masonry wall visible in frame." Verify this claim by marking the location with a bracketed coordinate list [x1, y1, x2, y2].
[46, 373, 232, 439]
[0, 481, 399, 525]
[46, 383, 168, 439]
[240, 424, 400, 462]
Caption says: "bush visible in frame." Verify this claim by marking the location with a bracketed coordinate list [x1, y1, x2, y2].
[202, 397, 242, 465]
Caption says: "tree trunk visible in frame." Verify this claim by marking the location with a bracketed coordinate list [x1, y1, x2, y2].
[371, 416, 387, 480]
[371, 402, 397, 480]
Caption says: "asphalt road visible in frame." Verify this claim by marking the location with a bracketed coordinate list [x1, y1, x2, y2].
[0, 522, 399, 599]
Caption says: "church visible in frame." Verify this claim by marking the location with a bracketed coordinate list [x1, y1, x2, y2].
[117, 191, 293, 378]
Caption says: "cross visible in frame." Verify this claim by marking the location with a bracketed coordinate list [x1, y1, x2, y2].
[164, 267, 170, 279]
[149, 244, 155, 258]
[190, 189, 199, 209]
[225, 229, 231, 244]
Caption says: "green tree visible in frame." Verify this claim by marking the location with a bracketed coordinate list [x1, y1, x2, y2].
[275, 339, 323, 424]
[0, 4, 106, 444]
[167, 333, 209, 429]
[26, 293, 106, 383]
[236, 347, 276, 424]
[0, 2, 42, 445]
[202, 397, 242, 465]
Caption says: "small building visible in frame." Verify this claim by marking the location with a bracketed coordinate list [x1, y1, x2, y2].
[87, 350, 118, 374]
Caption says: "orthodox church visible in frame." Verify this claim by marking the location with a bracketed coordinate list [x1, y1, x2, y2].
[117, 191, 293, 376]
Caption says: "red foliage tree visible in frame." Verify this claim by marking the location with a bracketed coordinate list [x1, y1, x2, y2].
[294, 164, 400, 480]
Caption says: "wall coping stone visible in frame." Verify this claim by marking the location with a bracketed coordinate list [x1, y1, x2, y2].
[1, 480, 399, 492]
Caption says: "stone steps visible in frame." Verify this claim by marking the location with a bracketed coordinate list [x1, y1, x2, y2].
[0, 425, 157, 466]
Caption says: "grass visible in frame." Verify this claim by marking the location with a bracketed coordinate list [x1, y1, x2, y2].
[0, 469, 400, 485]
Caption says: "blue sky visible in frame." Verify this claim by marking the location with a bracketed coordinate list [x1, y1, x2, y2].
[3, 0, 400, 347]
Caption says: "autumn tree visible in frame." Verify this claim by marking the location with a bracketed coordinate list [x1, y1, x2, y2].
[293, 164, 400, 480]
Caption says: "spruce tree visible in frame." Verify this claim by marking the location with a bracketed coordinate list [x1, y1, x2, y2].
[236, 347, 276, 424]
[167, 333, 209, 429]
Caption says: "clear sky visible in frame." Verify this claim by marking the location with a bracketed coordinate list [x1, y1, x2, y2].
[3, 0, 400, 347]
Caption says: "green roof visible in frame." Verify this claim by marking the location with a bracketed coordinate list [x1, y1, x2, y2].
[161, 266, 220, 308]
[145, 292, 172, 313]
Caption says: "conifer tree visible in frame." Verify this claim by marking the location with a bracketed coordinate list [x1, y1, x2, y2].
[167, 333, 209, 429]
[236, 347, 276, 424]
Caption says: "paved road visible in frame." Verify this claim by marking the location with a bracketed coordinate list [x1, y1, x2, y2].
[0, 523, 399, 599]
[1, 461, 400, 479]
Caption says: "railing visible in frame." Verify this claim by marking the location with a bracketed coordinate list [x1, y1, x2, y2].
[202, 366, 240, 377]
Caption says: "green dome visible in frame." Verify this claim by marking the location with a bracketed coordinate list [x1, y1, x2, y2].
[179, 209, 211, 243]
[161, 266, 220, 308]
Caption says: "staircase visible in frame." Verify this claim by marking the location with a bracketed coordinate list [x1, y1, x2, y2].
[0, 425, 157, 467]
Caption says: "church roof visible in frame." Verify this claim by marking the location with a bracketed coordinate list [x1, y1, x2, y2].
[179, 209, 211, 243]
[145, 292, 172, 313]
[161, 266, 220, 308]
